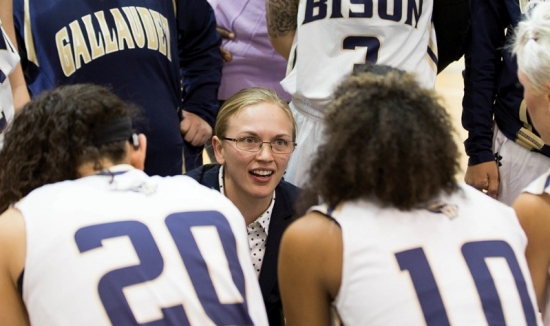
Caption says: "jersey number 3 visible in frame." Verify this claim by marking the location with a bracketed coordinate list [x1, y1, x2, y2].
[342, 35, 381, 70]
[74, 211, 253, 326]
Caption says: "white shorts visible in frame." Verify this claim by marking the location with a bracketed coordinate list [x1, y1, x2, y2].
[494, 125, 550, 205]
[284, 100, 326, 187]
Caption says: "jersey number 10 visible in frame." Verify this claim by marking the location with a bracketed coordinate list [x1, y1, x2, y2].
[395, 240, 538, 326]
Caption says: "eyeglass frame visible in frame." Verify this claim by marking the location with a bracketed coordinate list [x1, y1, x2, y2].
[222, 137, 297, 154]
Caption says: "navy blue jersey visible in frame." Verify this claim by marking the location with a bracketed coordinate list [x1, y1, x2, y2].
[13, 0, 222, 176]
[462, 0, 550, 166]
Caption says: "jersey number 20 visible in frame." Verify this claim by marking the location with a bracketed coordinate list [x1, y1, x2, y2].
[75, 211, 253, 326]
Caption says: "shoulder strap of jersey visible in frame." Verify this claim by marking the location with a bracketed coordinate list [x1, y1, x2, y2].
[309, 203, 341, 225]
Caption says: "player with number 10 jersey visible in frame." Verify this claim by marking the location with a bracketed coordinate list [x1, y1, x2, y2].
[320, 185, 541, 325]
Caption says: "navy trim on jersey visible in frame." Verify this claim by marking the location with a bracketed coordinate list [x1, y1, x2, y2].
[427, 46, 438, 66]
[310, 205, 341, 228]
[17, 270, 23, 297]
[327, 205, 335, 217]
[96, 171, 130, 177]
[544, 175, 550, 190]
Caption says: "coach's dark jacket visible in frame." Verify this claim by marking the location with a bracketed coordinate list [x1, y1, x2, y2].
[185, 163, 300, 326]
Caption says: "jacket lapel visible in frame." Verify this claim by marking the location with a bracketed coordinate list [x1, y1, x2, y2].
[258, 185, 294, 299]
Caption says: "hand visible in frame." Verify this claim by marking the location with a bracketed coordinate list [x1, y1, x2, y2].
[217, 26, 235, 63]
[464, 161, 500, 199]
[180, 111, 212, 147]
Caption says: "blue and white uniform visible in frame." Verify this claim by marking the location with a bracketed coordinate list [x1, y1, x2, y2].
[462, 0, 550, 205]
[16, 165, 268, 326]
[282, 0, 437, 186]
[313, 184, 541, 325]
[13, 0, 222, 176]
[0, 20, 20, 148]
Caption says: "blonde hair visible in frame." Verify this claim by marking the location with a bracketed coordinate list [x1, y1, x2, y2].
[214, 87, 297, 139]
[513, 3, 550, 93]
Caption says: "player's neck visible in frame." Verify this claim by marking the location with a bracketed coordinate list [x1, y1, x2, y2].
[77, 160, 118, 177]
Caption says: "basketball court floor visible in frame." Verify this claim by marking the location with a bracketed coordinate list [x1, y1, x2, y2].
[435, 59, 467, 182]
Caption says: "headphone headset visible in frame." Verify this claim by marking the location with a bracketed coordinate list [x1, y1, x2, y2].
[130, 133, 139, 150]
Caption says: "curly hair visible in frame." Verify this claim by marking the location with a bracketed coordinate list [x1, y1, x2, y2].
[0, 84, 140, 213]
[299, 66, 460, 212]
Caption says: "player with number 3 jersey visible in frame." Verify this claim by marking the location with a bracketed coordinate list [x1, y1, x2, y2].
[0, 84, 268, 326]
[267, 0, 437, 186]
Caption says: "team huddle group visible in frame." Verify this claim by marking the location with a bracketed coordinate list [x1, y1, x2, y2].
[0, 0, 550, 325]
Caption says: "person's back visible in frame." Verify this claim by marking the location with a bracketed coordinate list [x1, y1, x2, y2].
[267, 0, 437, 186]
[12, 0, 222, 176]
[281, 0, 437, 112]
[16, 166, 266, 325]
[0, 84, 266, 325]
[277, 66, 542, 326]
[510, 4, 550, 325]
[17, 167, 267, 325]
[320, 183, 538, 325]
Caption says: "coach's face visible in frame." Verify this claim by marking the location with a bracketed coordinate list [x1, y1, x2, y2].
[518, 69, 550, 144]
[213, 102, 293, 201]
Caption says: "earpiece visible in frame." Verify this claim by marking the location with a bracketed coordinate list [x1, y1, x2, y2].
[130, 133, 139, 150]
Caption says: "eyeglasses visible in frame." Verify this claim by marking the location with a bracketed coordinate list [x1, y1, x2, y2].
[223, 137, 297, 154]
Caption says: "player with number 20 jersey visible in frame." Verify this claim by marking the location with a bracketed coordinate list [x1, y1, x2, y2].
[16, 167, 268, 326]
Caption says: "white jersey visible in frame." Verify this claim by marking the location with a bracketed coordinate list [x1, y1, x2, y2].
[281, 0, 438, 114]
[523, 168, 550, 325]
[15, 165, 268, 326]
[0, 19, 19, 147]
[312, 184, 541, 326]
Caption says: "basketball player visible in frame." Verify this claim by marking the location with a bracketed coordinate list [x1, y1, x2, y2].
[462, 0, 550, 205]
[0, 23, 20, 148]
[0, 84, 268, 325]
[0, 0, 30, 148]
[278, 67, 542, 325]
[512, 3, 550, 324]
[186, 87, 300, 325]
[266, 0, 438, 186]
[12, 0, 222, 176]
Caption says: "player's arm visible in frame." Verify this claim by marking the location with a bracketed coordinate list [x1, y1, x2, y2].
[278, 212, 342, 326]
[0, 208, 29, 325]
[0, 0, 30, 112]
[513, 193, 550, 309]
[266, 0, 298, 60]
[461, 0, 505, 198]
[177, 0, 222, 146]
